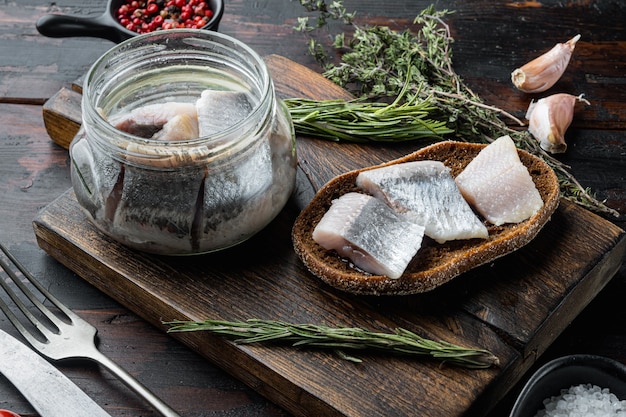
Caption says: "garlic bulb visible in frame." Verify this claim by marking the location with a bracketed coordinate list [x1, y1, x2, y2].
[526, 93, 590, 154]
[512, 35, 581, 93]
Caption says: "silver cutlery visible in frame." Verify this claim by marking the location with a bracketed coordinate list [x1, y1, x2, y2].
[0, 328, 112, 417]
[0, 243, 181, 417]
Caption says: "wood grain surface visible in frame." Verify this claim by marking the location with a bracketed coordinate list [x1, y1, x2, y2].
[33, 55, 626, 417]
[1, 1, 625, 416]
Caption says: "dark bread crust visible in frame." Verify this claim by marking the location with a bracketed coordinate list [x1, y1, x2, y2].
[291, 141, 560, 295]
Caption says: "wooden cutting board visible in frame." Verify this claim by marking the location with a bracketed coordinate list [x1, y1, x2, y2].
[34, 55, 626, 417]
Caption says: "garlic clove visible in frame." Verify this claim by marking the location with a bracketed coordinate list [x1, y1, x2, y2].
[526, 93, 590, 154]
[512, 34, 581, 93]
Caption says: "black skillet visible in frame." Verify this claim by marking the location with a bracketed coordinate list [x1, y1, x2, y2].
[36, 0, 224, 43]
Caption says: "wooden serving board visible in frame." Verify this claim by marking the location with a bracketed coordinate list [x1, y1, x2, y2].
[34, 55, 626, 417]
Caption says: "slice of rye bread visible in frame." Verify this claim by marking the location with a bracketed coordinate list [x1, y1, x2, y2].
[291, 140, 560, 295]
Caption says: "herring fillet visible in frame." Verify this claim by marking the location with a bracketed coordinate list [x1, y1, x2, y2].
[356, 161, 488, 244]
[152, 113, 200, 141]
[110, 102, 198, 138]
[455, 135, 544, 226]
[312, 192, 425, 279]
[196, 90, 254, 137]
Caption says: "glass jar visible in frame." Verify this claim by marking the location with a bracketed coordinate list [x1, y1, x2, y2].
[70, 30, 296, 255]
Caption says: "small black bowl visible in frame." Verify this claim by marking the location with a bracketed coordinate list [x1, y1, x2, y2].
[510, 354, 626, 417]
[36, 0, 224, 43]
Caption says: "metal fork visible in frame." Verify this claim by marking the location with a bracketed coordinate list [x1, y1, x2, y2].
[0, 243, 181, 417]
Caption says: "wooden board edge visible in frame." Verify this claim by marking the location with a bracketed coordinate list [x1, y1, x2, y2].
[42, 87, 81, 150]
[468, 230, 626, 416]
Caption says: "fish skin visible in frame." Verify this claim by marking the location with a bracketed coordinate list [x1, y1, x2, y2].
[455, 135, 544, 226]
[111, 102, 198, 138]
[356, 160, 488, 244]
[313, 192, 425, 279]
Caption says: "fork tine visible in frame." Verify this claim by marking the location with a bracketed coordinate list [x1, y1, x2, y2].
[0, 301, 50, 350]
[0, 272, 46, 345]
[0, 244, 69, 341]
[0, 243, 79, 319]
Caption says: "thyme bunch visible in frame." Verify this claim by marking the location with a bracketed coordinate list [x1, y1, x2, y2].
[294, 0, 355, 63]
[293, 2, 617, 216]
[165, 318, 499, 368]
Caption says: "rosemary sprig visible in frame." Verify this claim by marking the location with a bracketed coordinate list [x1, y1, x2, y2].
[293, 2, 618, 216]
[284, 93, 453, 142]
[165, 318, 499, 369]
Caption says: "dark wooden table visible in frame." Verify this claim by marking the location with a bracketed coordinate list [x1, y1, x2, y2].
[0, 1, 624, 416]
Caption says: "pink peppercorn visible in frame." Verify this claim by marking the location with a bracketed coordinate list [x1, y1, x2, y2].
[146, 3, 159, 14]
[116, 0, 214, 34]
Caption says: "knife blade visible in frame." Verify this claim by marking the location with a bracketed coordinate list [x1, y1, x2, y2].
[0, 329, 112, 417]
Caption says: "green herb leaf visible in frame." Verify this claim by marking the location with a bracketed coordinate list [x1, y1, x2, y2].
[165, 318, 499, 369]
[293, 1, 618, 216]
[285, 95, 453, 142]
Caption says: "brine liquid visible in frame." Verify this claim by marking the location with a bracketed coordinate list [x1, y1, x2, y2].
[72, 64, 296, 255]
[102, 64, 258, 133]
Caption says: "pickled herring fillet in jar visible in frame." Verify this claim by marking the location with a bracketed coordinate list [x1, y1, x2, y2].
[110, 90, 255, 142]
[70, 30, 297, 255]
[111, 135, 274, 253]
[196, 90, 254, 137]
[111, 102, 198, 138]
[72, 114, 288, 254]
[152, 114, 199, 141]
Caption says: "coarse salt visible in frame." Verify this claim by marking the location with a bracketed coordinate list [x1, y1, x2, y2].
[535, 384, 626, 417]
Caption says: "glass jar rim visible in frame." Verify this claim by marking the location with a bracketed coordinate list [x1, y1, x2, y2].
[82, 29, 274, 148]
